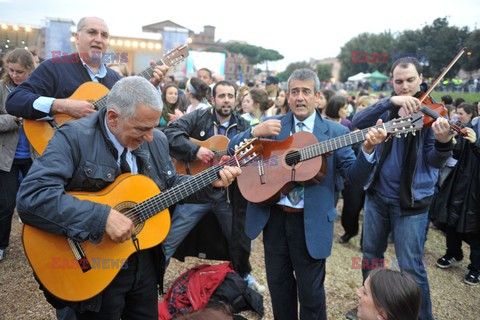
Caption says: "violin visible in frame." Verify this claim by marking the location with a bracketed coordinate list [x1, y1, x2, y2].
[417, 48, 468, 137]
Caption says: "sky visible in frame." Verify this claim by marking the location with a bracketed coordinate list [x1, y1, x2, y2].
[1, 0, 479, 71]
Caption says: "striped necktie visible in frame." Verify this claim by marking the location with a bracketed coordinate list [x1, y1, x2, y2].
[287, 122, 305, 206]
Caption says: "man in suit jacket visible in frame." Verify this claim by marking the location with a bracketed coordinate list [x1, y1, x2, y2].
[228, 69, 386, 320]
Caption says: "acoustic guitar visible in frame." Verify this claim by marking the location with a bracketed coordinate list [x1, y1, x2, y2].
[23, 45, 189, 155]
[237, 114, 424, 204]
[21, 139, 262, 302]
[173, 136, 229, 175]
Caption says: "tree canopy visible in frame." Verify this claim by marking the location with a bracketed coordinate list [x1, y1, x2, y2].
[336, 17, 472, 81]
[224, 43, 284, 65]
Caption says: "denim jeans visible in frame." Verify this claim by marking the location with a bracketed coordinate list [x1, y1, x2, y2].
[162, 202, 232, 261]
[362, 192, 434, 320]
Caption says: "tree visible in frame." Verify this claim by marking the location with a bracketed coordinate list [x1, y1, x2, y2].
[276, 61, 312, 82]
[462, 30, 480, 72]
[418, 17, 469, 78]
[316, 64, 333, 82]
[224, 43, 283, 66]
[204, 46, 228, 55]
[337, 32, 395, 82]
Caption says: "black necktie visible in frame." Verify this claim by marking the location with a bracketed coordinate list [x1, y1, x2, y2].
[120, 148, 131, 173]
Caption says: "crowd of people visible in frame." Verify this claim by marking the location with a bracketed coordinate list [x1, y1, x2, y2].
[1, 15, 479, 320]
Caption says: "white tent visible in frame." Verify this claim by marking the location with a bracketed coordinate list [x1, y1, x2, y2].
[347, 72, 370, 81]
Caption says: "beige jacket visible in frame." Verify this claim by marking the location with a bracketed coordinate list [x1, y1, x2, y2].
[0, 81, 32, 172]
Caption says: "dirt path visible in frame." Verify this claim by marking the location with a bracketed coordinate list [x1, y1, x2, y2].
[1, 205, 479, 319]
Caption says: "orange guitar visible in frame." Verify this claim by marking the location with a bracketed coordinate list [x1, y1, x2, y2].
[23, 45, 189, 155]
[237, 114, 424, 204]
[21, 140, 262, 302]
[173, 136, 229, 175]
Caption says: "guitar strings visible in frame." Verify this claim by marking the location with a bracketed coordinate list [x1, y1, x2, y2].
[78, 127, 379, 252]
[77, 156, 239, 252]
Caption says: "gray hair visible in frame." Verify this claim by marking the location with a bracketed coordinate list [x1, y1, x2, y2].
[77, 16, 106, 31]
[107, 76, 162, 118]
[287, 69, 320, 93]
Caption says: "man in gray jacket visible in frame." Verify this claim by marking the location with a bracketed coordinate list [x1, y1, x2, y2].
[16, 76, 240, 320]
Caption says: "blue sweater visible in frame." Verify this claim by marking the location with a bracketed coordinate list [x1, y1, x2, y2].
[6, 53, 121, 119]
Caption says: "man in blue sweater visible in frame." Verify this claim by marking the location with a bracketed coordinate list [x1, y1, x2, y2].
[6, 16, 166, 131]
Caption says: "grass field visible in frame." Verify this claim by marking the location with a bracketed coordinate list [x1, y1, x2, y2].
[429, 91, 480, 104]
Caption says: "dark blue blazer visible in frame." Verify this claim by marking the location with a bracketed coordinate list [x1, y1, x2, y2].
[229, 109, 375, 259]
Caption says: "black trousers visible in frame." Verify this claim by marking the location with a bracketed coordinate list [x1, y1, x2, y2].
[75, 250, 158, 320]
[263, 206, 327, 320]
[0, 158, 31, 249]
[340, 181, 365, 236]
[445, 225, 480, 272]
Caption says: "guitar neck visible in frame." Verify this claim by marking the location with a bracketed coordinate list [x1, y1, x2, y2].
[134, 158, 236, 222]
[137, 60, 165, 81]
[91, 61, 165, 111]
[299, 126, 376, 162]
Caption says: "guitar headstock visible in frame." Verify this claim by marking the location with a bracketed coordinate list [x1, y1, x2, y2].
[233, 138, 263, 167]
[159, 45, 189, 67]
[383, 113, 424, 137]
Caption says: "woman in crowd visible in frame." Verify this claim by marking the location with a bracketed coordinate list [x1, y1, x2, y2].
[316, 88, 334, 117]
[266, 89, 289, 116]
[240, 88, 269, 126]
[356, 269, 421, 320]
[0, 48, 36, 261]
[185, 77, 210, 113]
[158, 82, 185, 130]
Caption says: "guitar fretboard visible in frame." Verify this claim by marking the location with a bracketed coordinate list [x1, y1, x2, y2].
[132, 157, 237, 223]
[92, 60, 166, 111]
[299, 126, 379, 162]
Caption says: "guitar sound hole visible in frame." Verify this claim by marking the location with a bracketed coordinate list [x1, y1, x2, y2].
[116, 201, 144, 234]
[285, 150, 301, 167]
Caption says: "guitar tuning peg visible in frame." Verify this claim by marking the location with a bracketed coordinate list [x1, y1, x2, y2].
[234, 145, 239, 151]
[404, 133, 408, 138]
[412, 131, 416, 136]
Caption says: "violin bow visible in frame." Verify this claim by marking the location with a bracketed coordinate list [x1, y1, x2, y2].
[419, 47, 467, 104]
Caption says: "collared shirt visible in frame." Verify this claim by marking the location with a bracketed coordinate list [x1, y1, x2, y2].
[32, 56, 108, 115]
[104, 117, 138, 174]
[278, 112, 375, 209]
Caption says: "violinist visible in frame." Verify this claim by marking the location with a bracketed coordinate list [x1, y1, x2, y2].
[349, 57, 454, 320]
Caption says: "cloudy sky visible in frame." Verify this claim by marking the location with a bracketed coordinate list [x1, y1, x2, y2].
[1, 0, 479, 71]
